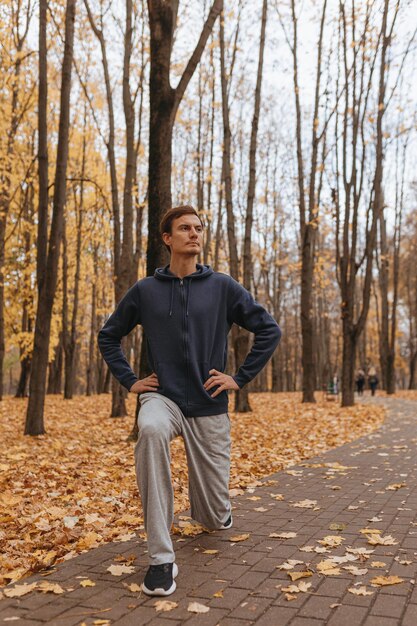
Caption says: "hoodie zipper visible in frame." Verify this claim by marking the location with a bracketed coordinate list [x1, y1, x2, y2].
[179, 279, 189, 412]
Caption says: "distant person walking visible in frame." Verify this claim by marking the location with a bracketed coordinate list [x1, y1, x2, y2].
[98, 206, 281, 596]
[355, 368, 366, 396]
[368, 366, 379, 396]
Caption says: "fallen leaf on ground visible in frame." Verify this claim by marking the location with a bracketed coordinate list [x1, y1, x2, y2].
[203, 549, 219, 555]
[386, 483, 406, 490]
[188, 602, 210, 613]
[246, 496, 261, 501]
[125, 583, 141, 592]
[281, 581, 312, 594]
[154, 600, 178, 612]
[316, 560, 341, 576]
[366, 534, 398, 546]
[292, 499, 317, 509]
[254, 507, 268, 512]
[175, 522, 208, 536]
[229, 534, 250, 542]
[80, 579, 96, 587]
[329, 523, 346, 531]
[213, 590, 223, 597]
[288, 571, 312, 581]
[346, 547, 374, 557]
[343, 566, 368, 576]
[37, 581, 64, 594]
[107, 564, 135, 576]
[277, 559, 304, 570]
[394, 557, 412, 565]
[348, 586, 373, 596]
[371, 575, 404, 587]
[269, 532, 297, 539]
[318, 536, 345, 548]
[3, 583, 38, 597]
[370, 561, 386, 568]
[330, 554, 357, 564]
[360, 528, 382, 535]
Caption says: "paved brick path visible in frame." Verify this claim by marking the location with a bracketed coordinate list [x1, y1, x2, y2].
[1, 396, 417, 625]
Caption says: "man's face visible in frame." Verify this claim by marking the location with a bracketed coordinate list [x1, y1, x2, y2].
[163, 214, 204, 256]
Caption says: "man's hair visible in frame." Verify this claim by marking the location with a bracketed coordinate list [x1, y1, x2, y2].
[159, 205, 204, 252]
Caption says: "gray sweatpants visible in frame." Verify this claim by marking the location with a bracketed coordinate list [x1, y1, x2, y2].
[134, 392, 231, 565]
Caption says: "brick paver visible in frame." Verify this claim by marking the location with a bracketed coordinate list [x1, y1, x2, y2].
[1, 396, 417, 624]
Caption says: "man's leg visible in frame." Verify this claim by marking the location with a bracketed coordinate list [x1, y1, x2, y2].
[134, 392, 182, 565]
[182, 414, 231, 529]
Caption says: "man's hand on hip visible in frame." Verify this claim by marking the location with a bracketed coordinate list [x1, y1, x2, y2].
[129, 373, 159, 394]
[204, 369, 239, 398]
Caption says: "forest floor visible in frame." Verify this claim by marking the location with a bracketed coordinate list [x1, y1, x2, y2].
[1, 394, 417, 625]
[0, 390, 386, 587]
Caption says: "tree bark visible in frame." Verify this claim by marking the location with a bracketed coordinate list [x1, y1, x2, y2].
[25, 0, 76, 435]
[146, 0, 223, 275]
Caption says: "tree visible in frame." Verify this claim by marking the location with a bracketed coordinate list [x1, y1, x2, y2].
[334, 0, 394, 406]
[146, 0, 223, 274]
[25, 0, 77, 435]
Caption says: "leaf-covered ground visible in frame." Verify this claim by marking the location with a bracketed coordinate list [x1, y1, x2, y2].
[0, 392, 385, 587]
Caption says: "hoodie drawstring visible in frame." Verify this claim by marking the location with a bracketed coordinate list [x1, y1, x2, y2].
[168, 277, 193, 317]
[186, 279, 192, 317]
[169, 281, 175, 317]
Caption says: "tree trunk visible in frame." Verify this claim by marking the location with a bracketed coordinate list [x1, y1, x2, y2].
[147, 0, 222, 275]
[15, 181, 35, 398]
[25, 0, 76, 435]
[47, 331, 64, 394]
[86, 245, 98, 396]
[341, 319, 355, 407]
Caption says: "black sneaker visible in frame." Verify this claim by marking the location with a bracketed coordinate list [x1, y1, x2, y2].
[219, 514, 233, 530]
[142, 562, 178, 596]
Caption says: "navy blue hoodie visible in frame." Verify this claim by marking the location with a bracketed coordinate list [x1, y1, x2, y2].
[98, 264, 281, 417]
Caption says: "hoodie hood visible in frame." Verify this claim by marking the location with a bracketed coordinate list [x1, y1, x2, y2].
[154, 264, 214, 317]
[154, 263, 214, 281]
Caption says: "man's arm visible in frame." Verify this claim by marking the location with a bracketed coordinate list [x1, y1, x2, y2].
[97, 282, 142, 391]
[227, 278, 282, 389]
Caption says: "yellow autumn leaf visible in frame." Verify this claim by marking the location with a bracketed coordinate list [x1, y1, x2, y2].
[366, 534, 398, 546]
[288, 571, 312, 581]
[107, 564, 135, 576]
[318, 536, 345, 548]
[37, 581, 65, 594]
[154, 600, 178, 612]
[3, 583, 38, 597]
[370, 575, 404, 587]
[229, 534, 250, 542]
[316, 560, 341, 576]
[80, 579, 96, 587]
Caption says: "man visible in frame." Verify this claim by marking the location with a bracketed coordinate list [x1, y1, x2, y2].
[98, 205, 281, 596]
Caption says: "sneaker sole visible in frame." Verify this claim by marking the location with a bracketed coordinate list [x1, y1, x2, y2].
[219, 517, 233, 530]
[142, 563, 178, 596]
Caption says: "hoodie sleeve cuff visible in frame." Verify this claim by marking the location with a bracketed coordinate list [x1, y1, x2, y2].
[121, 374, 139, 392]
[232, 375, 245, 389]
